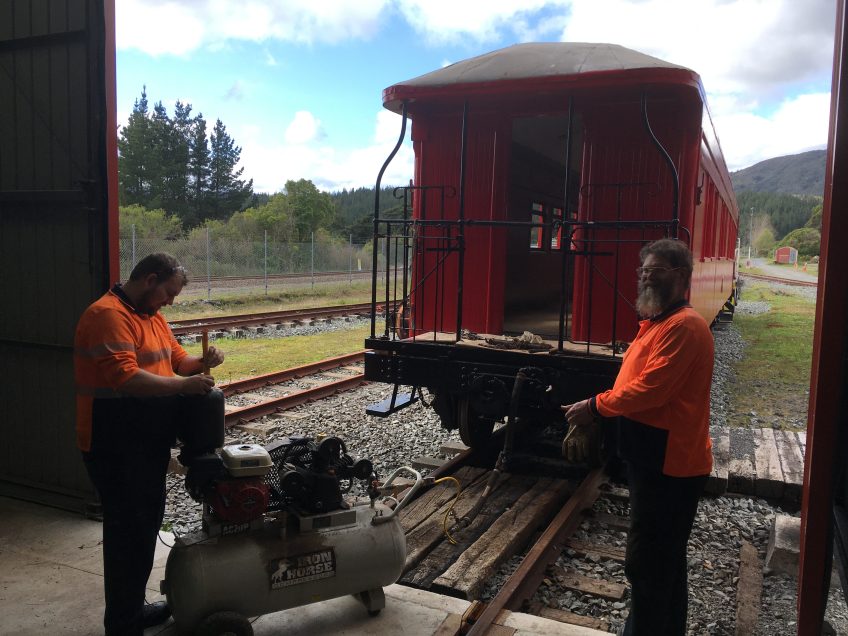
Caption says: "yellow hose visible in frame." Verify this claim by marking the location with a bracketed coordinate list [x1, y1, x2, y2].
[433, 476, 462, 545]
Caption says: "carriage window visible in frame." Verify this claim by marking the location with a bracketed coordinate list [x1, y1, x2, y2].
[551, 207, 563, 250]
[530, 202, 544, 250]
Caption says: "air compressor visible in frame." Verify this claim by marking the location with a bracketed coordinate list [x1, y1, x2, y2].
[162, 393, 421, 636]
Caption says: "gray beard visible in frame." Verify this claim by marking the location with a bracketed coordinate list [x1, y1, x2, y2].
[636, 283, 672, 319]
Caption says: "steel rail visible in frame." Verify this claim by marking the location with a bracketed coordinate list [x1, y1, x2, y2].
[224, 374, 367, 427]
[219, 351, 365, 396]
[742, 272, 818, 287]
[170, 302, 378, 335]
[464, 467, 607, 636]
[186, 270, 374, 284]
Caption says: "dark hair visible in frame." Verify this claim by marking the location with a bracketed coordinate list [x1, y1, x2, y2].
[640, 239, 693, 285]
[129, 253, 188, 285]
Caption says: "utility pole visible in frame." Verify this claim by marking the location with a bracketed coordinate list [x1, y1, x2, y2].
[748, 207, 754, 261]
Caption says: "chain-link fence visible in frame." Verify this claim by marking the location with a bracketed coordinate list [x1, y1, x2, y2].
[119, 231, 394, 300]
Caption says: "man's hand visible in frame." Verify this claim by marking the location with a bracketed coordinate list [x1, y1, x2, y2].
[563, 423, 595, 463]
[180, 374, 215, 395]
[202, 346, 225, 369]
[561, 399, 595, 429]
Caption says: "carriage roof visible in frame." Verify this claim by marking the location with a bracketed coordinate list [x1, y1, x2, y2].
[382, 42, 703, 113]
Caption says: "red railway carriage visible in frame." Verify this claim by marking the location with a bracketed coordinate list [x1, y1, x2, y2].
[365, 43, 738, 447]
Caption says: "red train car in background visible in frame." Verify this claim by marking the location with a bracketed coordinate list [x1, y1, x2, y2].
[365, 43, 738, 448]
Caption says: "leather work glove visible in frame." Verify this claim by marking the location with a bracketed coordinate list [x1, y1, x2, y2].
[562, 422, 598, 464]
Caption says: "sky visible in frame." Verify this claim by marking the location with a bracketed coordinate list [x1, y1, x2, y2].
[115, 0, 837, 195]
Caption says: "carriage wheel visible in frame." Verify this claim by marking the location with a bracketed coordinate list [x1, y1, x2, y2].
[195, 611, 254, 636]
[457, 399, 495, 448]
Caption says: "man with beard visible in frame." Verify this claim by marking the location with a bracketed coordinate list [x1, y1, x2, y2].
[561, 239, 713, 636]
[74, 253, 224, 635]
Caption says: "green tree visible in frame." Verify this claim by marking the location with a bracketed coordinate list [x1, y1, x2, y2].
[208, 119, 253, 222]
[117, 87, 154, 204]
[225, 194, 296, 242]
[754, 227, 776, 257]
[119, 204, 183, 239]
[805, 203, 822, 231]
[777, 227, 822, 259]
[285, 179, 334, 241]
[187, 114, 211, 226]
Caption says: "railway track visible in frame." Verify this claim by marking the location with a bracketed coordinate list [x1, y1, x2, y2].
[396, 435, 632, 635]
[170, 302, 379, 336]
[741, 272, 818, 287]
[220, 352, 366, 428]
[186, 270, 372, 284]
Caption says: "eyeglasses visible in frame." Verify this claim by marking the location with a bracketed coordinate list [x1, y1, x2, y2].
[636, 266, 681, 276]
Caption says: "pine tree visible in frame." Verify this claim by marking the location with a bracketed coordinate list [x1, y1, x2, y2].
[208, 118, 253, 221]
[187, 114, 211, 226]
[170, 101, 193, 216]
[117, 87, 154, 205]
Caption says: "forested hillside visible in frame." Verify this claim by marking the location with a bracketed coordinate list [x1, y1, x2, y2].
[731, 149, 825, 196]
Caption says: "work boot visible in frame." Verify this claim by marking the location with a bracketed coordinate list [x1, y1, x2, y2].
[141, 601, 171, 628]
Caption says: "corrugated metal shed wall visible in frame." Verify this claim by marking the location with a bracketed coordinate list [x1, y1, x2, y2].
[0, 0, 113, 511]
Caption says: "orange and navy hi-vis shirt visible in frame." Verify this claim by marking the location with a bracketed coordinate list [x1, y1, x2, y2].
[594, 303, 714, 477]
[74, 285, 188, 452]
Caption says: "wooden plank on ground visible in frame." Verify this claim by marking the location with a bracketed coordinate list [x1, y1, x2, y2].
[797, 430, 806, 458]
[412, 456, 445, 470]
[774, 429, 804, 501]
[728, 427, 756, 495]
[431, 477, 573, 599]
[440, 440, 469, 456]
[563, 539, 626, 563]
[584, 510, 629, 532]
[402, 469, 500, 572]
[549, 565, 626, 600]
[398, 466, 486, 533]
[526, 602, 610, 632]
[602, 485, 630, 501]
[707, 426, 730, 495]
[753, 428, 785, 499]
[735, 541, 763, 636]
[405, 475, 537, 592]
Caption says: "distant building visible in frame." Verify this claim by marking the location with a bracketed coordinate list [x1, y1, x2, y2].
[774, 246, 798, 264]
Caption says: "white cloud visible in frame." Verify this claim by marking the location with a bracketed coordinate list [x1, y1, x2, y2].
[396, 0, 567, 44]
[560, 0, 835, 168]
[284, 111, 325, 144]
[238, 111, 413, 193]
[116, 0, 390, 55]
[714, 92, 831, 171]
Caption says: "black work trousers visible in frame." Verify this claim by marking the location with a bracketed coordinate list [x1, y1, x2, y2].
[83, 397, 177, 636]
[621, 462, 707, 636]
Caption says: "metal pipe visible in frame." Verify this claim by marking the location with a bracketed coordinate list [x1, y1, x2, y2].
[455, 101, 469, 340]
[641, 93, 680, 235]
[371, 102, 408, 338]
[558, 97, 574, 352]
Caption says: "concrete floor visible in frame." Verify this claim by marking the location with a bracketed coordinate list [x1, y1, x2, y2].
[0, 496, 606, 636]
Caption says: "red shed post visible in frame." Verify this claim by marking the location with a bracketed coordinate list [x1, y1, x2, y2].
[797, 0, 848, 632]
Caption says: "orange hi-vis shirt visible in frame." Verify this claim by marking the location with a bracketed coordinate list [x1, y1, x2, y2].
[74, 287, 189, 452]
[595, 305, 714, 477]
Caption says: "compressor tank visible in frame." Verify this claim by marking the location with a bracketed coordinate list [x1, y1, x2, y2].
[163, 502, 406, 633]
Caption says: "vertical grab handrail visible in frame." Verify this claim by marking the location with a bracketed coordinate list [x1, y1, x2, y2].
[372, 102, 408, 338]
[641, 93, 680, 238]
[455, 101, 469, 341]
[558, 97, 575, 352]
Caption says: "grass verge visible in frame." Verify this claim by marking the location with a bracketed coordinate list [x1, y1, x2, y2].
[182, 324, 372, 382]
[728, 282, 815, 430]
